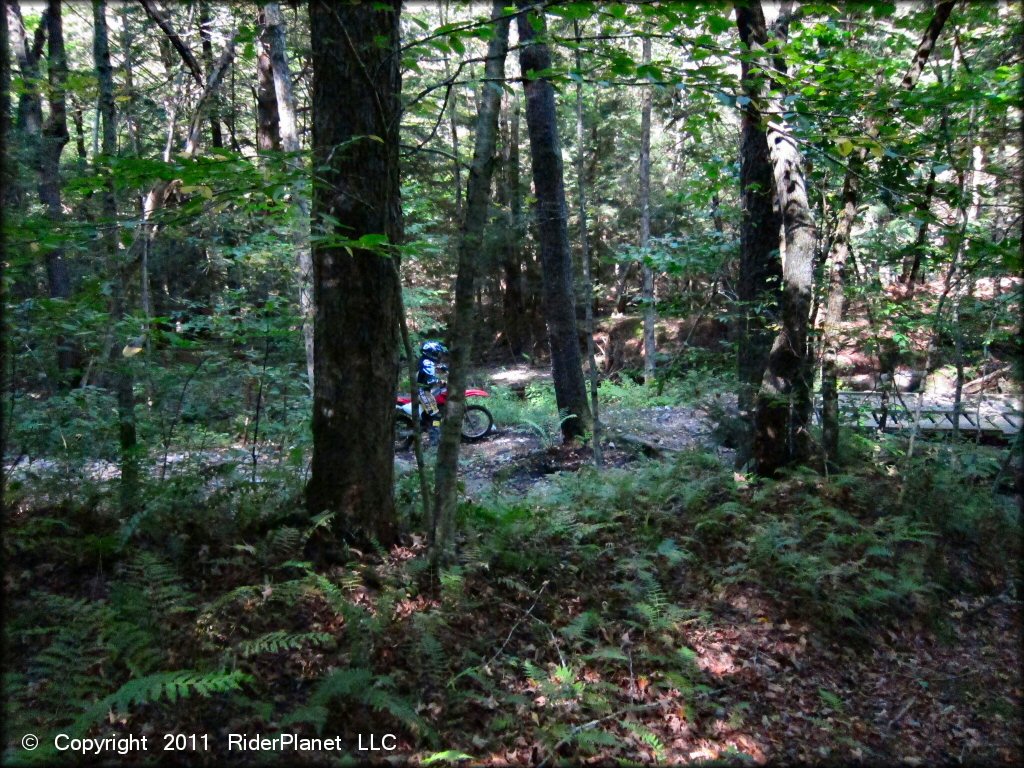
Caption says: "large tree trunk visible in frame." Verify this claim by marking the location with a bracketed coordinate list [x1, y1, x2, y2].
[737, 2, 817, 476]
[431, 2, 511, 560]
[306, 0, 402, 549]
[734, 7, 782, 470]
[639, 35, 656, 382]
[94, 0, 139, 514]
[516, 2, 592, 441]
[821, 0, 954, 462]
[262, 2, 314, 393]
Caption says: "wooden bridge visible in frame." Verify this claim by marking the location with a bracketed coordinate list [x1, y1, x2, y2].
[813, 392, 1022, 438]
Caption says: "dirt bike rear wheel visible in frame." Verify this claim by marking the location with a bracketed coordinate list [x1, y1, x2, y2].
[394, 413, 416, 452]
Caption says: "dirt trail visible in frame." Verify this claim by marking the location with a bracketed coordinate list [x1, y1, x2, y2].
[422, 365, 736, 497]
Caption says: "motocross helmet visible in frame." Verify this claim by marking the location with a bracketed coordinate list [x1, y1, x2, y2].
[421, 341, 448, 361]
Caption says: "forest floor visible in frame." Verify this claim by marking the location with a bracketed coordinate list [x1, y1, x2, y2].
[5, 365, 1022, 766]
[385, 367, 1022, 765]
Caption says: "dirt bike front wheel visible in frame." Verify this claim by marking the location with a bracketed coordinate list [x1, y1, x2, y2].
[461, 404, 493, 441]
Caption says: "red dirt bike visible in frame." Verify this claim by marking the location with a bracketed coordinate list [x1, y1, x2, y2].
[394, 386, 493, 451]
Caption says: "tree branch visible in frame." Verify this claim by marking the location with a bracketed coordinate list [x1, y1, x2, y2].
[137, 0, 205, 87]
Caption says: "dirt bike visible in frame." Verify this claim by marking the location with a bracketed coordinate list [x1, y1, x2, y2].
[394, 386, 493, 451]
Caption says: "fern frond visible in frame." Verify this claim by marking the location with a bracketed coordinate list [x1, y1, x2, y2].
[71, 669, 251, 735]
[237, 630, 333, 657]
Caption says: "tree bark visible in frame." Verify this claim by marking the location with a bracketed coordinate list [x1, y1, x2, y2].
[574, 19, 602, 466]
[900, 165, 937, 288]
[138, 0, 205, 87]
[198, 0, 223, 148]
[734, 4, 782, 469]
[737, 1, 817, 476]
[94, 0, 139, 514]
[37, 0, 79, 383]
[262, 2, 314, 393]
[820, 0, 954, 462]
[431, 2, 510, 561]
[639, 35, 656, 382]
[517, 1, 592, 441]
[498, 90, 527, 358]
[306, 0, 402, 549]
[255, 13, 280, 154]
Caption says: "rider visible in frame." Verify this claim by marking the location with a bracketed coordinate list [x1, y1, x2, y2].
[417, 341, 449, 444]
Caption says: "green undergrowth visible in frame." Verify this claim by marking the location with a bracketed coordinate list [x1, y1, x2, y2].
[5, 439, 1019, 763]
[486, 376, 708, 444]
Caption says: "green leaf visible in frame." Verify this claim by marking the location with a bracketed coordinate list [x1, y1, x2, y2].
[707, 14, 733, 34]
[422, 750, 474, 765]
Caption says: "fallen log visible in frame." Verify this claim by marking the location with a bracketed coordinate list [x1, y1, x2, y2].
[606, 429, 680, 458]
[962, 365, 1011, 395]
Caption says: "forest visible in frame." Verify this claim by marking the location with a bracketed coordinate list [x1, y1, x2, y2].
[2, 0, 1021, 764]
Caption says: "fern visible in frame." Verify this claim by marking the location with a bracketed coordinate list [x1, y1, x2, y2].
[286, 667, 432, 740]
[622, 720, 666, 761]
[558, 610, 598, 642]
[574, 727, 622, 754]
[71, 670, 251, 735]
[260, 526, 303, 564]
[413, 614, 447, 684]
[237, 630, 333, 657]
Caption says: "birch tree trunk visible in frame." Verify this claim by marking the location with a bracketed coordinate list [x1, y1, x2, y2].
[737, 1, 817, 476]
[517, 1, 592, 441]
[262, 2, 314, 393]
[431, 2, 511, 560]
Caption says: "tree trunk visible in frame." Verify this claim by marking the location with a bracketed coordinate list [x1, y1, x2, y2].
[734, 8, 782, 469]
[432, 2, 510, 561]
[899, 165, 936, 288]
[498, 90, 527, 358]
[198, 0, 223, 148]
[262, 2, 314, 393]
[517, 1, 592, 441]
[737, 2, 817, 476]
[7, 1, 78, 378]
[574, 20, 602, 466]
[306, 0, 402, 550]
[639, 35, 656, 382]
[38, 0, 79, 384]
[2, 0, 10, 449]
[94, 0, 139, 515]
[255, 15, 280, 154]
[821, 0, 954, 462]
[441, 1, 462, 222]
